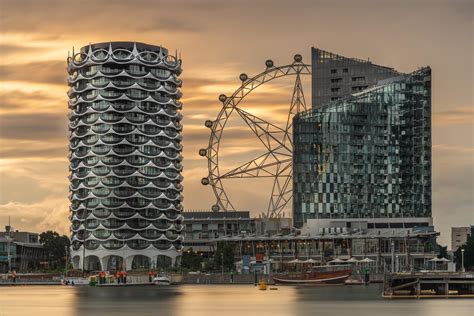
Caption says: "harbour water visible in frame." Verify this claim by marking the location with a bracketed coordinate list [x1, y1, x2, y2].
[0, 284, 473, 316]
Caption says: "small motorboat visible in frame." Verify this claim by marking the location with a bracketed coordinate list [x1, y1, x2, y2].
[153, 273, 171, 285]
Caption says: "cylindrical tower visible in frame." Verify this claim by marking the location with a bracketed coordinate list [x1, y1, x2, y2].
[67, 42, 183, 271]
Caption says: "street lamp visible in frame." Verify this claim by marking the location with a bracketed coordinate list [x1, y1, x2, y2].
[461, 248, 465, 273]
[65, 245, 68, 281]
[82, 237, 86, 278]
[391, 240, 395, 273]
[221, 251, 224, 282]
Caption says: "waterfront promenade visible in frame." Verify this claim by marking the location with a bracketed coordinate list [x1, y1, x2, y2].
[0, 271, 386, 286]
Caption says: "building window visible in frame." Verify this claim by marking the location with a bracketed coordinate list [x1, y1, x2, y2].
[343, 68, 349, 73]
[331, 78, 343, 83]
[331, 87, 340, 92]
[331, 69, 337, 74]
[352, 76, 365, 82]
[351, 86, 368, 92]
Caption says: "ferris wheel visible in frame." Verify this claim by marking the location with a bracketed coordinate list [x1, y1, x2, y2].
[199, 54, 312, 218]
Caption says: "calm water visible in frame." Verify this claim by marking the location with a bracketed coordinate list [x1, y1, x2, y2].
[0, 284, 473, 316]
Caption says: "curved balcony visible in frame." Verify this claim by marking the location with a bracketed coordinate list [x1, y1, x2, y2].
[113, 208, 136, 218]
[127, 239, 150, 250]
[92, 229, 112, 239]
[85, 239, 100, 250]
[113, 229, 137, 239]
[102, 239, 124, 250]
[152, 240, 172, 250]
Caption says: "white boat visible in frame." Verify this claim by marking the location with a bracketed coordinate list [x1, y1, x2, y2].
[63, 277, 89, 285]
[153, 274, 171, 285]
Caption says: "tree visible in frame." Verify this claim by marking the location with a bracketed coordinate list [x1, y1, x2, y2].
[214, 241, 235, 272]
[437, 244, 448, 259]
[454, 235, 474, 271]
[39, 231, 70, 269]
[181, 248, 204, 271]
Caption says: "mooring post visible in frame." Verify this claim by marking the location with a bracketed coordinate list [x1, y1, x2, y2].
[415, 279, 421, 296]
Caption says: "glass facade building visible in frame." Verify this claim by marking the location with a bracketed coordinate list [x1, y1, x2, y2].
[293, 67, 432, 228]
[67, 42, 184, 271]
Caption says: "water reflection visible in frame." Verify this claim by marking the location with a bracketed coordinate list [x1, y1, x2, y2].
[0, 285, 472, 316]
[72, 286, 181, 316]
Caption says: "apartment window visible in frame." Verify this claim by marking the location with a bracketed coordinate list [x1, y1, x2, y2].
[343, 68, 349, 73]
[331, 78, 343, 83]
[351, 85, 368, 92]
[352, 76, 365, 82]
[330, 69, 337, 74]
[331, 97, 341, 101]
[331, 87, 340, 92]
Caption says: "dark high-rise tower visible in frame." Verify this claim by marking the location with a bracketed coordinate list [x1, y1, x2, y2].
[67, 42, 183, 271]
[311, 47, 400, 108]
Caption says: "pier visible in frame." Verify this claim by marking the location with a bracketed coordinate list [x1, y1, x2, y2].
[383, 272, 474, 298]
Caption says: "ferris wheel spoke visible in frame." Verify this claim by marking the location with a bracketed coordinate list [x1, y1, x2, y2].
[266, 169, 293, 218]
[213, 181, 235, 210]
[234, 107, 291, 155]
[283, 73, 308, 147]
[219, 152, 292, 179]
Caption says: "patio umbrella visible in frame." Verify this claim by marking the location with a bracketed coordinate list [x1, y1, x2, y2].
[304, 258, 318, 264]
[360, 258, 374, 263]
[346, 257, 360, 263]
[437, 257, 449, 262]
[329, 258, 346, 264]
[428, 257, 441, 262]
[288, 258, 303, 264]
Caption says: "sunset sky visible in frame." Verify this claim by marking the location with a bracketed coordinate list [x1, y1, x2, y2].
[0, 0, 472, 246]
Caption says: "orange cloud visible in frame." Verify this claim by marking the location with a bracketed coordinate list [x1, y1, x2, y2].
[433, 107, 474, 127]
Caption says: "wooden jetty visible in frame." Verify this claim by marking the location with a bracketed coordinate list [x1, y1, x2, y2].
[383, 272, 474, 299]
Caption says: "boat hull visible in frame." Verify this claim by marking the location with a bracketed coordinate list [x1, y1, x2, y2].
[272, 269, 352, 285]
[153, 277, 171, 286]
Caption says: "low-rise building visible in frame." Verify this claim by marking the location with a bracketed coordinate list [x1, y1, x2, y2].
[215, 230, 439, 273]
[451, 226, 473, 251]
[182, 210, 293, 257]
[0, 226, 46, 273]
[301, 217, 434, 235]
[182, 210, 256, 255]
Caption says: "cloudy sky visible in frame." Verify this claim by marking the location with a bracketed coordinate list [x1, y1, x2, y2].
[0, 0, 472, 246]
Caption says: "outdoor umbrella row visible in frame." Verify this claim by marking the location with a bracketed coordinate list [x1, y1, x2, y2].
[329, 257, 375, 264]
